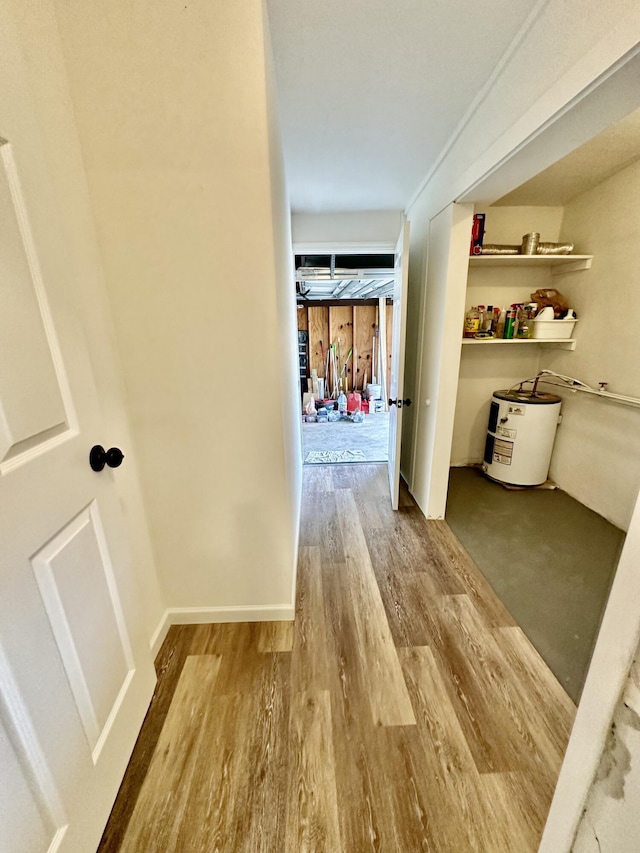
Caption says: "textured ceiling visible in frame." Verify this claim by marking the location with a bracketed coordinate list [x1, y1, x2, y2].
[494, 107, 640, 206]
[266, 0, 536, 212]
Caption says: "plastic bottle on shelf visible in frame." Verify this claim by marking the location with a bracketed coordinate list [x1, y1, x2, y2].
[475, 304, 497, 338]
[516, 305, 532, 338]
[463, 306, 481, 338]
[484, 305, 495, 334]
[504, 307, 517, 339]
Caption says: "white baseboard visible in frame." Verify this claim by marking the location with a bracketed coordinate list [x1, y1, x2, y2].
[149, 611, 172, 659]
[149, 604, 295, 659]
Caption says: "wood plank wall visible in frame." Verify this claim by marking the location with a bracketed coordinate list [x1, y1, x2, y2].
[297, 303, 393, 395]
[307, 307, 329, 378]
[329, 306, 353, 390]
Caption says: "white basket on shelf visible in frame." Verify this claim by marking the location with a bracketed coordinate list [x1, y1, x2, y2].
[531, 318, 577, 339]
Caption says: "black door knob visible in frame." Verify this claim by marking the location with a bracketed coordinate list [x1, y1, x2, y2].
[90, 445, 125, 472]
[388, 398, 412, 409]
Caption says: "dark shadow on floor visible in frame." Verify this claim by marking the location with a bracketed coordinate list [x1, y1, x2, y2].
[446, 466, 625, 703]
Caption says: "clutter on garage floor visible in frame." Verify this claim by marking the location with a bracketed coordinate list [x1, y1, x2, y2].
[302, 412, 389, 464]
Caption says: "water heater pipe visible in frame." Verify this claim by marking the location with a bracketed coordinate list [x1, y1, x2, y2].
[513, 370, 640, 409]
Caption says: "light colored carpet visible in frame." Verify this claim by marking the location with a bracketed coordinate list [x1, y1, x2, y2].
[302, 412, 389, 464]
[305, 450, 367, 464]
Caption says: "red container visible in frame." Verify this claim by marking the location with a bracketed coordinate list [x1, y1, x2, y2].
[347, 392, 361, 412]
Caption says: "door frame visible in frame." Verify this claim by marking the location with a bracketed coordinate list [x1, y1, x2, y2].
[294, 239, 402, 484]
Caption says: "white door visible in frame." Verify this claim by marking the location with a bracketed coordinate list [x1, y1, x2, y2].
[387, 218, 410, 509]
[0, 142, 156, 851]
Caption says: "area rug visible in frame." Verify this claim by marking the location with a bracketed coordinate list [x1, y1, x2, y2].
[304, 450, 368, 464]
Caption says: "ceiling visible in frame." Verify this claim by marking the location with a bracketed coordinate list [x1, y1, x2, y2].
[266, 0, 538, 212]
[494, 107, 640, 206]
[295, 254, 394, 301]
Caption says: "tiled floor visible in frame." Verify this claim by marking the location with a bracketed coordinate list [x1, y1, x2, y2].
[302, 412, 389, 463]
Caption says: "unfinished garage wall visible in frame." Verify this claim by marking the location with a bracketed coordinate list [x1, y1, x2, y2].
[53, 0, 300, 621]
[543, 158, 640, 531]
[297, 303, 393, 395]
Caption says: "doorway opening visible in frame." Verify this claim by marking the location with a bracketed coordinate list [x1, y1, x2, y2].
[444, 108, 640, 704]
[296, 253, 394, 466]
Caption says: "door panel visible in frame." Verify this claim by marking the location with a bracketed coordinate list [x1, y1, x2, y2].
[0, 144, 75, 472]
[387, 218, 410, 509]
[0, 721, 56, 853]
[0, 642, 68, 853]
[1, 118, 155, 851]
[32, 503, 134, 760]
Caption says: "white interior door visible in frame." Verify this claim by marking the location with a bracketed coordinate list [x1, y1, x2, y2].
[387, 218, 410, 509]
[0, 140, 156, 850]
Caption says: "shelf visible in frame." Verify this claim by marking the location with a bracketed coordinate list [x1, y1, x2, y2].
[469, 254, 593, 275]
[462, 337, 576, 351]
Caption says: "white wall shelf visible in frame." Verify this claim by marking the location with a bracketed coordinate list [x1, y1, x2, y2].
[462, 337, 577, 351]
[469, 254, 593, 275]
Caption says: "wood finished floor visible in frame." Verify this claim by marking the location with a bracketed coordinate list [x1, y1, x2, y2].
[99, 464, 576, 853]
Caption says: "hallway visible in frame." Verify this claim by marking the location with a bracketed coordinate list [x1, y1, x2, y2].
[100, 464, 575, 851]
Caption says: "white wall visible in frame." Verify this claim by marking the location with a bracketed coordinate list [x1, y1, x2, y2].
[543, 158, 640, 531]
[292, 210, 403, 249]
[53, 0, 300, 619]
[451, 206, 564, 465]
[6, 0, 165, 646]
[263, 4, 303, 607]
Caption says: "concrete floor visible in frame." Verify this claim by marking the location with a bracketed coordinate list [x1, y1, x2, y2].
[445, 466, 626, 703]
[302, 412, 389, 464]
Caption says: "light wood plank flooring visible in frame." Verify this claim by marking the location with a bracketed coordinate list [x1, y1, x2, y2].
[99, 464, 576, 852]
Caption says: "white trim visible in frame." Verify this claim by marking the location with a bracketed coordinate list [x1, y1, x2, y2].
[292, 241, 395, 255]
[47, 827, 68, 853]
[168, 605, 295, 625]
[405, 0, 551, 214]
[408, 221, 430, 495]
[149, 604, 295, 658]
[0, 640, 68, 842]
[91, 669, 135, 766]
[0, 143, 79, 477]
[149, 611, 171, 660]
[456, 44, 640, 208]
